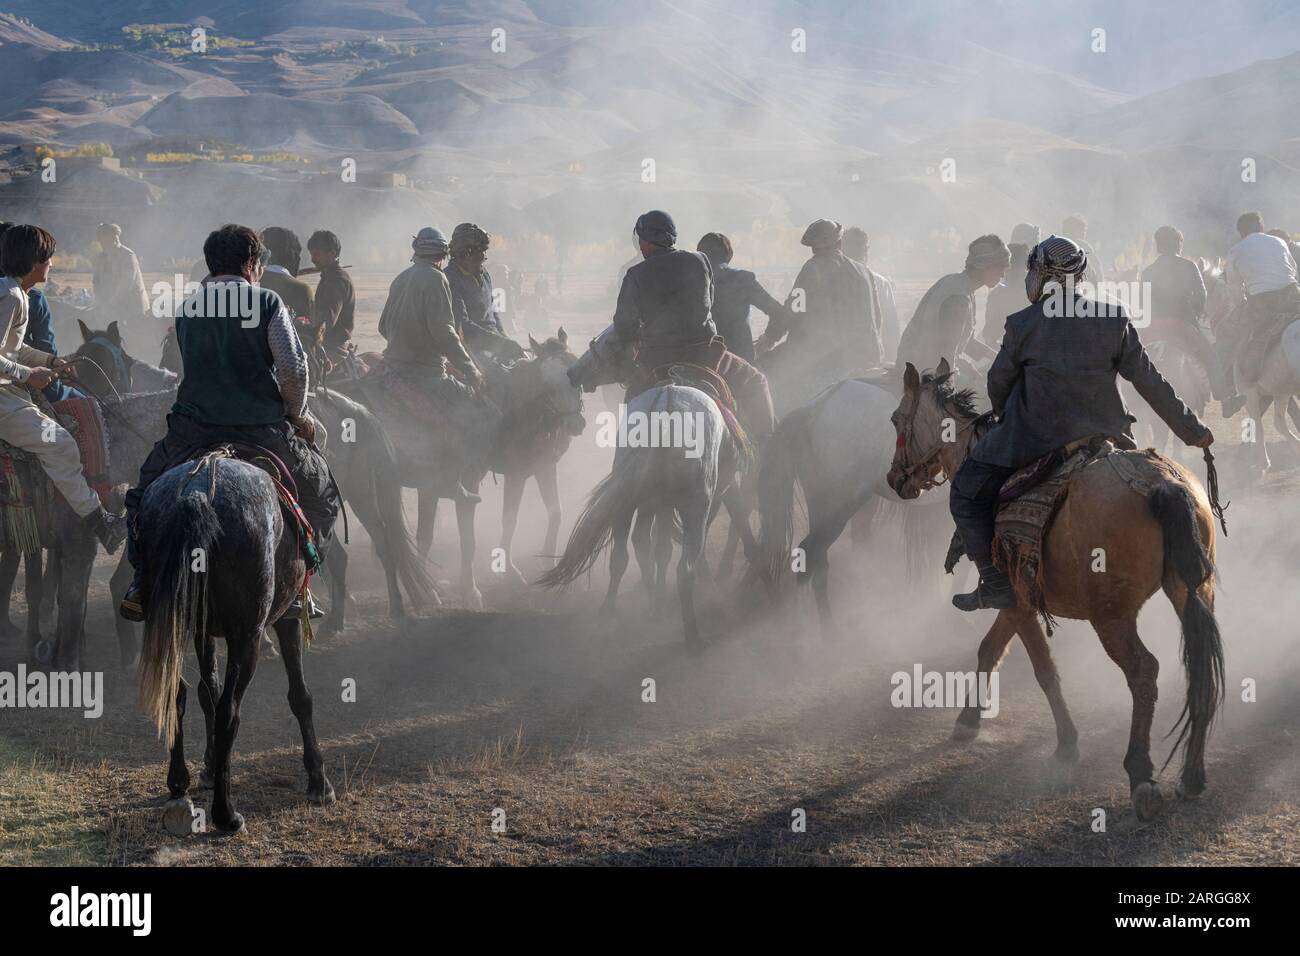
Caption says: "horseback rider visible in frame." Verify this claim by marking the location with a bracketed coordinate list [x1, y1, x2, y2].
[982, 224, 1040, 351]
[1139, 225, 1233, 405]
[1221, 211, 1300, 404]
[0, 225, 126, 553]
[609, 211, 776, 440]
[842, 226, 900, 363]
[756, 218, 884, 376]
[949, 235, 1214, 611]
[375, 226, 488, 504]
[307, 229, 356, 369]
[120, 224, 341, 621]
[695, 232, 787, 365]
[896, 234, 1009, 377]
[259, 226, 314, 323]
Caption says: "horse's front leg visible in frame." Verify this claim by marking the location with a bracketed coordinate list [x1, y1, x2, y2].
[108, 552, 139, 670]
[498, 471, 528, 586]
[535, 462, 563, 574]
[456, 496, 482, 609]
[274, 615, 334, 805]
[416, 485, 437, 559]
[952, 610, 1018, 741]
[0, 548, 21, 639]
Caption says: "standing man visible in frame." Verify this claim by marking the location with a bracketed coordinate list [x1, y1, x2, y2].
[843, 226, 900, 362]
[307, 230, 355, 367]
[0, 225, 126, 554]
[896, 234, 1009, 375]
[696, 231, 786, 364]
[949, 236, 1213, 610]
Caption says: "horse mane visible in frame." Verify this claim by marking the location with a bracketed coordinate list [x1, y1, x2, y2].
[921, 370, 979, 420]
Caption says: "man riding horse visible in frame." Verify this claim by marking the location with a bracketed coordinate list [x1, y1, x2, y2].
[610, 210, 775, 440]
[120, 224, 340, 621]
[0, 225, 126, 553]
[373, 226, 489, 504]
[947, 235, 1215, 611]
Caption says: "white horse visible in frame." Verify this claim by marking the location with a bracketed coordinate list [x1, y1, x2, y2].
[1240, 319, 1300, 474]
[537, 384, 733, 648]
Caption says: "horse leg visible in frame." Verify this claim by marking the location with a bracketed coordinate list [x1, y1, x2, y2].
[347, 488, 406, 620]
[652, 506, 674, 614]
[1244, 389, 1272, 474]
[631, 509, 656, 616]
[720, 522, 740, 579]
[0, 548, 20, 639]
[317, 540, 347, 640]
[535, 462, 563, 573]
[108, 552, 139, 670]
[1016, 616, 1079, 762]
[416, 485, 437, 559]
[677, 495, 710, 649]
[211, 635, 259, 834]
[23, 550, 44, 661]
[455, 497, 482, 609]
[53, 538, 93, 673]
[498, 471, 528, 585]
[37, 547, 55, 636]
[274, 615, 334, 805]
[166, 681, 192, 797]
[195, 634, 220, 789]
[721, 483, 760, 578]
[1273, 395, 1300, 446]
[601, 507, 635, 618]
[1091, 615, 1162, 821]
[953, 610, 1018, 741]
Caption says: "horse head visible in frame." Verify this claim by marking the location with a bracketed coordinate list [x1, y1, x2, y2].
[568, 323, 634, 392]
[527, 327, 586, 436]
[886, 358, 972, 499]
[69, 318, 138, 399]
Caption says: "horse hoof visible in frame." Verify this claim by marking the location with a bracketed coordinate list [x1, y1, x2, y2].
[1132, 781, 1164, 821]
[1176, 778, 1204, 801]
[162, 797, 199, 836]
[309, 780, 336, 806]
[1054, 741, 1080, 764]
[214, 812, 246, 835]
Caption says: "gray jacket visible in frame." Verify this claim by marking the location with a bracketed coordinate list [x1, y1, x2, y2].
[971, 295, 1207, 469]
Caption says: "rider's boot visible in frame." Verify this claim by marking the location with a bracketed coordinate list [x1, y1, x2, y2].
[119, 514, 146, 623]
[952, 559, 1016, 612]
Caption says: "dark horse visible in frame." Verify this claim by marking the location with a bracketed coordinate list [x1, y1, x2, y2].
[138, 452, 334, 833]
[161, 325, 438, 635]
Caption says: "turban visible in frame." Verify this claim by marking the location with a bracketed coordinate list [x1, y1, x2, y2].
[964, 234, 1011, 272]
[97, 222, 122, 237]
[1026, 234, 1088, 301]
[801, 218, 842, 251]
[449, 222, 490, 257]
[412, 226, 449, 259]
[1009, 222, 1041, 247]
[634, 210, 677, 248]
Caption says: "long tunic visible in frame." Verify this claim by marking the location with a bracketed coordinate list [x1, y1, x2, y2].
[612, 248, 716, 353]
[378, 261, 475, 377]
[92, 244, 149, 318]
[711, 263, 784, 364]
[896, 272, 976, 371]
[776, 250, 882, 366]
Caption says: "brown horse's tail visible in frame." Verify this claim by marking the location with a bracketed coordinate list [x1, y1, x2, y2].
[1148, 480, 1225, 781]
[756, 405, 812, 591]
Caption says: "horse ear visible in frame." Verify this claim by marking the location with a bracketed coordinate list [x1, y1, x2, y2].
[78, 318, 93, 343]
[107, 320, 121, 344]
[528, 334, 542, 353]
[935, 357, 951, 379]
[557, 326, 567, 345]
[903, 362, 920, 394]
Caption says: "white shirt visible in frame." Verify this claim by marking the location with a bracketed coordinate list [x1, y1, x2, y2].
[1227, 232, 1298, 296]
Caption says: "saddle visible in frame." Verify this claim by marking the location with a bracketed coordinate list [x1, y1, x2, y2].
[0, 394, 114, 551]
[629, 358, 754, 468]
[182, 443, 320, 573]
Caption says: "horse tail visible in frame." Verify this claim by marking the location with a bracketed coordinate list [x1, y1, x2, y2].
[138, 485, 221, 746]
[377, 467, 439, 609]
[757, 405, 812, 589]
[535, 465, 635, 590]
[1148, 480, 1224, 779]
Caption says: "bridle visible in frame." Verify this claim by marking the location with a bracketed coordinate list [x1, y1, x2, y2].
[893, 388, 986, 493]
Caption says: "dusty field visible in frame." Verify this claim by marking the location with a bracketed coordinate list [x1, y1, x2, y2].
[2, 270, 1297, 866]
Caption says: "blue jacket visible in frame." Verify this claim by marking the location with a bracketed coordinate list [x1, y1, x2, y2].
[26, 289, 76, 402]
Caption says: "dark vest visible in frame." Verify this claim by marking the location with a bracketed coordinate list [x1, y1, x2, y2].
[173, 282, 287, 426]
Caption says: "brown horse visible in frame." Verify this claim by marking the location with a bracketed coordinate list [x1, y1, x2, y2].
[887, 360, 1224, 821]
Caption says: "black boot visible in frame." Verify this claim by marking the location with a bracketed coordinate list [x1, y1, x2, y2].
[119, 519, 146, 623]
[953, 559, 1016, 612]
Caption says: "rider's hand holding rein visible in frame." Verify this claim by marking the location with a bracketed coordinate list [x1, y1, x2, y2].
[1191, 427, 1215, 448]
[292, 413, 318, 445]
[25, 362, 56, 390]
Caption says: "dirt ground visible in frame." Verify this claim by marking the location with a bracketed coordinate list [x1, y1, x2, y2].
[1, 270, 1297, 866]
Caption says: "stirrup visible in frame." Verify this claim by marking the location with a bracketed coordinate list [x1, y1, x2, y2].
[119, 589, 145, 623]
